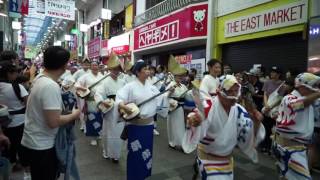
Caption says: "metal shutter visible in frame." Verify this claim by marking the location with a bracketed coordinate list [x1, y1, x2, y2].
[222, 32, 308, 73]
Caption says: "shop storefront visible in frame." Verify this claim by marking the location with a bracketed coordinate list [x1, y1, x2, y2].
[101, 32, 131, 63]
[308, 14, 320, 74]
[214, 0, 309, 73]
[133, 2, 208, 76]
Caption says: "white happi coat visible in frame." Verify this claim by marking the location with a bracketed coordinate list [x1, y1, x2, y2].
[73, 69, 91, 81]
[60, 70, 72, 81]
[146, 76, 158, 86]
[183, 96, 265, 162]
[122, 74, 137, 84]
[276, 90, 315, 144]
[115, 79, 169, 123]
[167, 81, 188, 147]
[199, 75, 219, 100]
[76, 72, 103, 112]
[274, 90, 314, 180]
[95, 76, 125, 159]
[73, 69, 91, 123]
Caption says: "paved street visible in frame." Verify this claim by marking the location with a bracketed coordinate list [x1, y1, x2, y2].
[12, 118, 320, 180]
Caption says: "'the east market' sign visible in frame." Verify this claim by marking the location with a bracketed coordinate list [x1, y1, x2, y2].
[224, 0, 307, 37]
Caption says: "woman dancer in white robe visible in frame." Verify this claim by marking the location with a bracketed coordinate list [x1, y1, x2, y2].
[73, 58, 91, 131]
[95, 54, 125, 163]
[75, 60, 103, 146]
[116, 60, 169, 180]
[166, 56, 188, 150]
[185, 75, 265, 180]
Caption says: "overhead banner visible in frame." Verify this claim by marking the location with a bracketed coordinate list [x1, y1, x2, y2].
[88, 37, 101, 58]
[224, 0, 308, 37]
[45, 0, 75, 20]
[9, 0, 29, 17]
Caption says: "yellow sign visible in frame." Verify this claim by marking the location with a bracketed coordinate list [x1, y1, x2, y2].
[125, 4, 133, 30]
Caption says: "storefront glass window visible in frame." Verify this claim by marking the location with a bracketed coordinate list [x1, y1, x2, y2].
[308, 16, 320, 74]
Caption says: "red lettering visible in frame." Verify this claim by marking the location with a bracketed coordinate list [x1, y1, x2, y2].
[283, 8, 290, 22]
[271, 12, 277, 25]
[264, 13, 271, 26]
[277, 9, 283, 23]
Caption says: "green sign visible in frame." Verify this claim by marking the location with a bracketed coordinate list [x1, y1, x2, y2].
[71, 28, 79, 35]
[24, 46, 37, 59]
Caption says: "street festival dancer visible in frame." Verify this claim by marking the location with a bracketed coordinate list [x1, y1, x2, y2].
[75, 59, 103, 146]
[95, 53, 125, 163]
[166, 55, 189, 150]
[274, 73, 320, 180]
[184, 74, 265, 180]
[115, 60, 169, 180]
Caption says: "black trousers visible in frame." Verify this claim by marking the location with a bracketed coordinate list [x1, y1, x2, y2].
[20, 145, 58, 180]
[261, 115, 275, 151]
[2, 124, 24, 163]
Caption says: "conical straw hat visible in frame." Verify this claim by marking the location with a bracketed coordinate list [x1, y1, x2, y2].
[191, 79, 201, 89]
[168, 55, 187, 75]
[124, 60, 134, 71]
[107, 52, 121, 69]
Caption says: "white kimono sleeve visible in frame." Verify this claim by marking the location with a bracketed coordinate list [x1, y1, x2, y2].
[154, 86, 169, 118]
[94, 83, 106, 104]
[113, 84, 132, 122]
[236, 106, 265, 163]
[182, 106, 212, 154]
[75, 74, 86, 88]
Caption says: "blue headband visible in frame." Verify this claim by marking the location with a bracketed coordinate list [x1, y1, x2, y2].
[132, 60, 146, 74]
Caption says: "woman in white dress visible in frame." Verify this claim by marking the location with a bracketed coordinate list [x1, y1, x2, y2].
[75, 59, 103, 146]
[95, 54, 125, 163]
[166, 55, 188, 150]
[116, 60, 169, 180]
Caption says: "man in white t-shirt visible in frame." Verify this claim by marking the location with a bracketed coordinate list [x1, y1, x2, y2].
[20, 46, 80, 180]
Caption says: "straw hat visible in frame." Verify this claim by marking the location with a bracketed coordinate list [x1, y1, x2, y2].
[124, 60, 134, 71]
[107, 52, 121, 69]
[168, 55, 187, 76]
[191, 79, 201, 89]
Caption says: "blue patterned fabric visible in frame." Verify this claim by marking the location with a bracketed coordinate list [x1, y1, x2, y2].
[85, 111, 103, 137]
[127, 124, 154, 180]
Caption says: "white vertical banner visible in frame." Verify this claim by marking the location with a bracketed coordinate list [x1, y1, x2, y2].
[45, 0, 75, 21]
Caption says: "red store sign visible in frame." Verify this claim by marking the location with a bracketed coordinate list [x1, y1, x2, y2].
[176, 54, 192, 64]
[88, 37, 101, 58]
[134, 3, 208, 51]
[112, 45, 130, 55]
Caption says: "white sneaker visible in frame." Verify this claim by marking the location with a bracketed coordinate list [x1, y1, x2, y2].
[23, 172, 31, 180]
[153, 129, 160, 136]
[90, 140, 98, 146]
